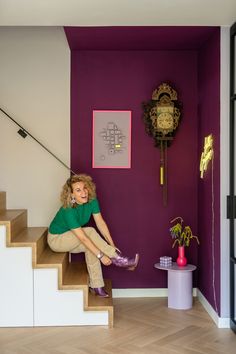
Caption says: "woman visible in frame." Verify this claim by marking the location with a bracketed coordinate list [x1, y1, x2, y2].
[48, 174, 139, 298]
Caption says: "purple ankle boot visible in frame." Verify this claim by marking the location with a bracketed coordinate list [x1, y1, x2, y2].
[89, 287, 109, 298]
[111, 253, 139, 270]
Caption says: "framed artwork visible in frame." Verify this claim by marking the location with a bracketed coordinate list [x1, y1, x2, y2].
[92, 110, 132, 168]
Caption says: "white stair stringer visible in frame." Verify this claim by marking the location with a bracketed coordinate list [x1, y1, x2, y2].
[34, 268, 108, 326]
[0, 225, 109, 327]
[0, 225, 34, 327]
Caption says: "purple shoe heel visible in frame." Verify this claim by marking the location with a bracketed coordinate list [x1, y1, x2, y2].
[89, 287, 109, 298]
[127, 254, 139, 271]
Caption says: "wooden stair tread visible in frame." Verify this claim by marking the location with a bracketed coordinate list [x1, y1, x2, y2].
[11, 227, 48, 244]
[63, 262, 88, 288]
[0, 209, 26, 222]
[88, 279, 113, 309]
[37, 246, 67, 266]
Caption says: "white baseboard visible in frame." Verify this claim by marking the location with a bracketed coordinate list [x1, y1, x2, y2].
[197, 289, 230, 328]
[112, 288, 197, 298]
[112, 288, 168, 298]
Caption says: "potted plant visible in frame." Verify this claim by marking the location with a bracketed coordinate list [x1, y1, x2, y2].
[169, 217, 199, 266]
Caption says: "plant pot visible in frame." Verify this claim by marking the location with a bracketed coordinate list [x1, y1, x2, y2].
[176, 246, 187, 267]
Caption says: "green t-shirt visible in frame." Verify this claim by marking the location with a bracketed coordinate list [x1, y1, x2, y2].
[49, 198, 100, 234]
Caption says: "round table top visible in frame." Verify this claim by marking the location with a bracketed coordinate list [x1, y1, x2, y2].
[154, 262, 196, 272]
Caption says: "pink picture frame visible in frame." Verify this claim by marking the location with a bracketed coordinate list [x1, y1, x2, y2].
[92, 110, 132, 168]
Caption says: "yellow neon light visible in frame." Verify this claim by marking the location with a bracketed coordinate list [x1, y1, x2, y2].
[115, 144, 121, 148]
[200, 134, 213, 178]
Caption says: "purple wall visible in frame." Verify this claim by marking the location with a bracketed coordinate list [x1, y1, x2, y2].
[71, 49, 199, 288]
[197, 29, 221, 314]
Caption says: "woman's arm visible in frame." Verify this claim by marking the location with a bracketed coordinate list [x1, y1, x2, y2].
[93, 213, 115, 247]
[72, 227, 112, 266]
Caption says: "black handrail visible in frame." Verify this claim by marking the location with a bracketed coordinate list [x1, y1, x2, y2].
[0, 107, 76, 175]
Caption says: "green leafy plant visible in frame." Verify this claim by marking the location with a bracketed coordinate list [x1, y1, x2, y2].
[170, 217, 200, 248]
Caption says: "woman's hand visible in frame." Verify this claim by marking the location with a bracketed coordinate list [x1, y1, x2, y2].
[100, 255, 112, 266]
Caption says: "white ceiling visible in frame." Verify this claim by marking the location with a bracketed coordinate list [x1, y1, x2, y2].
[0, 0, 235, 27]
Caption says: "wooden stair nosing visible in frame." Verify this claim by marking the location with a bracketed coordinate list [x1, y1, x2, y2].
[62, 261, 113, 327]
[87, 279, 113, 309]
[11, 226, 48, 243]
[10, 226, 48, 266]
[62, 262, 89, 288]
[0, 209, 27, 222]
[0, 209, 28, 242]
[36, 246, 69, 289]
[37, 246, 68, 267]
[62, 261, 89, 308]
[87, 279, 114, 328]
[62, 261, 113, 307]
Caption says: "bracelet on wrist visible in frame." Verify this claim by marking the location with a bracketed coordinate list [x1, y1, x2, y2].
[96, 252, 104, 260]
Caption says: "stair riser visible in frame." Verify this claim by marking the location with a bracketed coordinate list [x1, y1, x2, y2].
[61, 252, 70, 284]
[7, 211, 27, 245]
[0, 192, 6, 211]
[36, 230, 49, 265]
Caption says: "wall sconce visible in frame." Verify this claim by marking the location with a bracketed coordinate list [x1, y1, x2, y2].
[200, 134, 213, 178]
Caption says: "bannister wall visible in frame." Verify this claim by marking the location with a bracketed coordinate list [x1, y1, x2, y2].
[0, 27, 70, 226]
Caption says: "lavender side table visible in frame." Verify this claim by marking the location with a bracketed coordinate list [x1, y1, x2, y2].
[154, 262, 196, 310]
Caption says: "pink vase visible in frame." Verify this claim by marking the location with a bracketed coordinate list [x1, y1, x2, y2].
[177, 246, 187, 266]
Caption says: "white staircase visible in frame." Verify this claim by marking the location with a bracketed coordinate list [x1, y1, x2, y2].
[0, 191, 113, 327]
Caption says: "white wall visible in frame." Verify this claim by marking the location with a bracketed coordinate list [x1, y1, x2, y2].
[0, 27, 70, 226]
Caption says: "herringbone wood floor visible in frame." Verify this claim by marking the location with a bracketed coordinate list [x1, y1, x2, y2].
[0, 298, 235, 354]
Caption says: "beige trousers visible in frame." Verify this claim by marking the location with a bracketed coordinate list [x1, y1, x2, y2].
[47, 227, 117, 288]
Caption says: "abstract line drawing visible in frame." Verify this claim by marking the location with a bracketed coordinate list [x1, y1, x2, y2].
[99, 122, 126, 155]
[92, 110, 131, 168]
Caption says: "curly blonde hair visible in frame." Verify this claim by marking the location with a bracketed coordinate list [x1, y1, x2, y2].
[60, 174, 97, 208]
